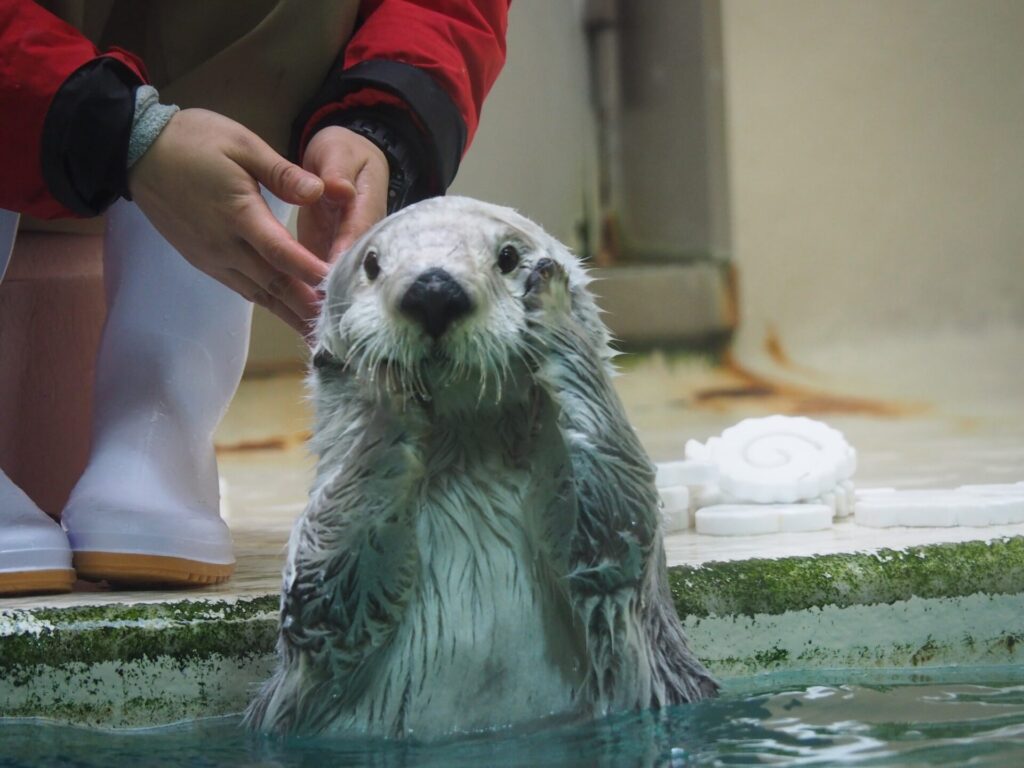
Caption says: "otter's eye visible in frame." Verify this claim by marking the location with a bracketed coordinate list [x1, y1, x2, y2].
[363, 250, 380, 281]
[497, 244, 520, 274]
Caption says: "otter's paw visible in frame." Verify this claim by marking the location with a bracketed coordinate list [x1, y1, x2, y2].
[523, 257, 571, 316]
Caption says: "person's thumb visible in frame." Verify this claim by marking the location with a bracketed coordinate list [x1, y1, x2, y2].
[236, 136, 324, 205]
[332, 191, 384, 262]
[326, 163, 389, 261]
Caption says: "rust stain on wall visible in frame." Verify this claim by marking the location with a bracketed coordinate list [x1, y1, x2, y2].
[694, 338, 929, 419]
[763, 325, 823, 379]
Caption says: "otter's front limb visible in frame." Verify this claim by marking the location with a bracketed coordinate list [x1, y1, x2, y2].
[246, 395, 425, 735]
[523, 259, 662, 710]
[523, 259, 718, 708]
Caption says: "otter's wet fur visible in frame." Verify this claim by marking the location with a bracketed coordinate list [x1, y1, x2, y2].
[245, 197, 718, 738]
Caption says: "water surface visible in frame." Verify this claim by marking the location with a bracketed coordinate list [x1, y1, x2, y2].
[3, 667, 1024, 767]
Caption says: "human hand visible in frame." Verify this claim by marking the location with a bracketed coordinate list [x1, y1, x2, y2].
[297, 126, 389, 264]
[127, 108, 328, 333]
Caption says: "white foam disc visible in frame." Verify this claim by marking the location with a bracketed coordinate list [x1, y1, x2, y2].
[854, 488, 1024, 528]
[659, 485, 691, 510]
[659, 485, 691, 532]
[957, 483, 1024, 497]
[695, 503, 833, 536]
[812, 491, 838, 516]
[689, 484, 722, 514]
[659, 487, 692, 528]
[836, 481, 856, 518]
[655, 460, 719, 489]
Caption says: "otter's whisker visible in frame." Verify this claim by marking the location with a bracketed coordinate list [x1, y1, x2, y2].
[483, 341, 508, 405]
[472, 342, 490, 402]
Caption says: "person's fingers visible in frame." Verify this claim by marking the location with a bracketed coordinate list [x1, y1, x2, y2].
[321, 175, 358, 206]
[233, 241, 321, 326]
[299, 127, 388, 263]
[309, 161, 358, 258]
[295, 206, 334, 266]
[331, 162, 388, 261]
[229, 132, 324, 206]
[306, 134, 385, 261]
[296, 177, 355, 259]
[237, 198, 329, 286]
[220, 267, 310, 334]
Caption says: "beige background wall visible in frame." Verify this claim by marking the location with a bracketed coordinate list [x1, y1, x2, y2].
[450, 0, 596, 246]
[721, 0, 1024, 355]
[251, 0, 1024, 367]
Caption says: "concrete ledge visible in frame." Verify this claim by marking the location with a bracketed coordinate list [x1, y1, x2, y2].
[689, 591, 1024, 678]
[3, 536, 1023, 726]
[0, 598, 278, 726]
[669, 536, 1024, 618]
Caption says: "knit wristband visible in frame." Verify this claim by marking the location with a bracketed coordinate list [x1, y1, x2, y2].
[126, 85, 180, 169]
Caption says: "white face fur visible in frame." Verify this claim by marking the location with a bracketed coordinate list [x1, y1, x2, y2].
[313, 196, 594, 406]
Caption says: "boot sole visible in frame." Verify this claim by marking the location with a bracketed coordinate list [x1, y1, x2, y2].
[74, 552, 235, 587]
[0, 568, 75, 596]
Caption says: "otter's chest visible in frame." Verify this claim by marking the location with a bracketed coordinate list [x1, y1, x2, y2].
[368, 418, 585, 735]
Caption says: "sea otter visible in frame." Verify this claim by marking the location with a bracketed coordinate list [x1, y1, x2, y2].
[246, 197, 718, 738]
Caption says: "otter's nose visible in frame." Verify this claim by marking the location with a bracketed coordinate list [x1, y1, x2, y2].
[399, 268, 472, 339]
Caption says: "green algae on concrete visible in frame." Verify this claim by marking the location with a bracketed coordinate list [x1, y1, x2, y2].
[685, 592, 1024, 677]
[0, 596, 279, 673]
[1, 653, 279, 726]
[668, 536, 1024, 619]
[1, 597, 281, 726]
[3, 535, 1024, 726]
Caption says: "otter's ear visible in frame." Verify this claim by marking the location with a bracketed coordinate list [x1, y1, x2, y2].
[311, 348, 340, 371]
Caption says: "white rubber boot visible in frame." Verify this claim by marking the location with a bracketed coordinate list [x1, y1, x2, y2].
[0, 208, 75, 595]
[62, 194, 292, 586]
[0, 471, 76, 595]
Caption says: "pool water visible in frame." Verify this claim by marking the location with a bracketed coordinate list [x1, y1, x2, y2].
[3, 668, 1024, 767]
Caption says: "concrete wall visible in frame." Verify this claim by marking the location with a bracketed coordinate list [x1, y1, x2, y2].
[250, 0, 1024, 365]
[448, 0, 597, 247]
[617, 0, 731, 260]
[721, 0, 1024, 354]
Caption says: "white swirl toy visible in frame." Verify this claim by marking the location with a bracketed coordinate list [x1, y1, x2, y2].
[707, 415, 856, 504]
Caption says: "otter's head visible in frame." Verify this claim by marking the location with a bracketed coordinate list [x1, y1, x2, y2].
[311, 197, 605, 406]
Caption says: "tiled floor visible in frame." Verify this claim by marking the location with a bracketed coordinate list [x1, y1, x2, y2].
[3, 328, 1021, 612]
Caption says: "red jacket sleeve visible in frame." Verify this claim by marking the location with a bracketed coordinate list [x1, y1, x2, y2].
[344, 0, 509, 149]
[0, 0, 148, 218]
[295, 0, 509, 197]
